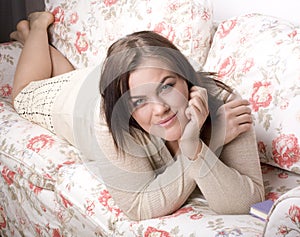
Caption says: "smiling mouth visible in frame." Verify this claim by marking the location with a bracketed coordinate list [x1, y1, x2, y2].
[158, 113, 177, 127]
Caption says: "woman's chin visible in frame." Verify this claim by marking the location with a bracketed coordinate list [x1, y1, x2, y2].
[163, 131, 182, 142]
[149, 121, 185, 141]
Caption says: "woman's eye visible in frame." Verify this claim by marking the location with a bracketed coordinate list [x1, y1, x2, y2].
[160, 83, 174, 92]
[132, 98, 145, 107]
[161, 84, 170, 90]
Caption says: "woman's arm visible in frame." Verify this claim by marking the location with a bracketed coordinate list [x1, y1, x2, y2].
[190, 92, 265, 214]
[192, 128, 264, 214]
[95, 120, 198, 220]
[95, 90, 264, 219]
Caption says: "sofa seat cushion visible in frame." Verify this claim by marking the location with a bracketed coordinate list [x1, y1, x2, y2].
[0, 162, 107, 236]
[204, 13, 300, 174]
[2, 151, 299, 236]
[52, 162, 299, 236]
[56, 164, 266, 237]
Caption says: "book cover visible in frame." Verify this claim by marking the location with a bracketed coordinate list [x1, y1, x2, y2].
[249, 199, 274, 221]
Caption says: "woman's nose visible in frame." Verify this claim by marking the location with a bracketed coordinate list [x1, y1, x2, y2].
[151, 99, 170, 115]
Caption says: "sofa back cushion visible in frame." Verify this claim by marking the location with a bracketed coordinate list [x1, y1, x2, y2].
[44, 0, 214, 70]
[204, 13, 300, 174]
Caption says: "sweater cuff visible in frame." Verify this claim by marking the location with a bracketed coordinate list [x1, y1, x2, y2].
[188, 142, 220, 179]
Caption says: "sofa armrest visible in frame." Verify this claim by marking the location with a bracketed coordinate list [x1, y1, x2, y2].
[263, 187, 300, 237]
[0, 41, 22, 99]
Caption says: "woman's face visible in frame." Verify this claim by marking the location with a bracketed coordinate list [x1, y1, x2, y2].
[128, 65, 189, 142]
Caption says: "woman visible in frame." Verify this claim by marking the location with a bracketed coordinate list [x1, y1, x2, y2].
[11, 12, 264, 221]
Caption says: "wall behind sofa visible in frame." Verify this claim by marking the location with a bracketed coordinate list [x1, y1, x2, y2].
[212, 0, 300, 24]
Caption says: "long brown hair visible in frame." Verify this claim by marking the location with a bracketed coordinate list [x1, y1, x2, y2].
[99, 31, 232, 151]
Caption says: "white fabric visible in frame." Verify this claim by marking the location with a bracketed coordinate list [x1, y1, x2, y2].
[212, 0, 300, 25]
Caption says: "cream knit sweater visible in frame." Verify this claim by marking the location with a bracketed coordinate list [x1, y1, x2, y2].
[93, 88, 264, 221]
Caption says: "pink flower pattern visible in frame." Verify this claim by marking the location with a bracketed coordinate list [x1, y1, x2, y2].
[249, 81, 273, 112]
[242, 58, 254, 73]
[98, 190, 122, 217]
[1, 166, 15, 186]
[52, 6, 64, 24]
[0, 206, 6, 229]
[69, 12, 79, 24]
[218, 56, 236, 78]
[272, 134, 300, 168]
[275, 207, 300, 237]
[104, 0, 117, 7]
[27, 134, 55, 153]
[205, 13, 300, 175]
[218, 19, 237, 38]
[154, 22, 176, 43]
[144, 227, 171, 237]
[29, 182, 43, 195]
[289, 205, 300, 227]
[0, 84, 12, 97]
[1, 5, 300, 237]
[75, 32, 89, 54]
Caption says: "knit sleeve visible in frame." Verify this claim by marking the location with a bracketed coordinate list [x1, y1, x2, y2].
[94, 115, 199, 221]
[93, 91, 264, 220]
[189, 114, 265, 213]
[191, 127, 264, 214]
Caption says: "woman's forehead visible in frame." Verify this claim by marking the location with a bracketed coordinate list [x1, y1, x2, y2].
[129, 67, 176, 89]
[138, 57, 172, 70]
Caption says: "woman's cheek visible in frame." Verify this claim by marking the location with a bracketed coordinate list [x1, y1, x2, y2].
[166, 90, 189, 108]
[132, 108, 151, 130]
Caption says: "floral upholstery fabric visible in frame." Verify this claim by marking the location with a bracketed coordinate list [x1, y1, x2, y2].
[0, 41, 22, 99]
[204, 13, 300, 174]
[1, 5, 300, 237]
[44, 0, 214, 70]
[264, 186, 300, 237]
[1, 92, 299, 236]
[0, 41, 293, 237]
[0, 104, 299, 237]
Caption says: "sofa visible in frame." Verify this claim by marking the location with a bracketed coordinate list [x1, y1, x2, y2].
[0, 0, 300, 236]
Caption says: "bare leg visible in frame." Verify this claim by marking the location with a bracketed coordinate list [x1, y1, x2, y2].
[49, 44, 75, 76]
[11, 12, 74, 102]
[10, 20, 74, 77]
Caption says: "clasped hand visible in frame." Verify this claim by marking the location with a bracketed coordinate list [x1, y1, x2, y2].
[179, 86, 208, 160]
[213, 95, 253, 149]
[179, 87, 253, 160]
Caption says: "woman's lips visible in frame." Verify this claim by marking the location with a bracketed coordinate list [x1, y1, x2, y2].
[158, 113, 177, 127]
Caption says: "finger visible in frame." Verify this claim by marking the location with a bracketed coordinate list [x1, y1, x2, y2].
[190, 86, 208, 103]
[189, 104, 206, 128]
[189, 87, 208, 111]
[226, 99, 250, 109]
[185, 106, 192, 120]
[235, 114, 253, 125]
[231, 105, 252, 117]
[236, 123, 252, 134]
[188, 96, 208, 114]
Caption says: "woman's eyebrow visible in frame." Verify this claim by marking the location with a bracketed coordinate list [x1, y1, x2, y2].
[130, 95, 145, 100]
[155, 75, 176, 92]
[129, 74, 177, 100]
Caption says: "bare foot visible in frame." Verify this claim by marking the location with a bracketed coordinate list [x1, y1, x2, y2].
[28, 11, 54, 30]
[10, 20, 30, 44]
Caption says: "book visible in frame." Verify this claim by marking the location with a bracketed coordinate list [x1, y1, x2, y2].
[249, 199, 274, 221]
